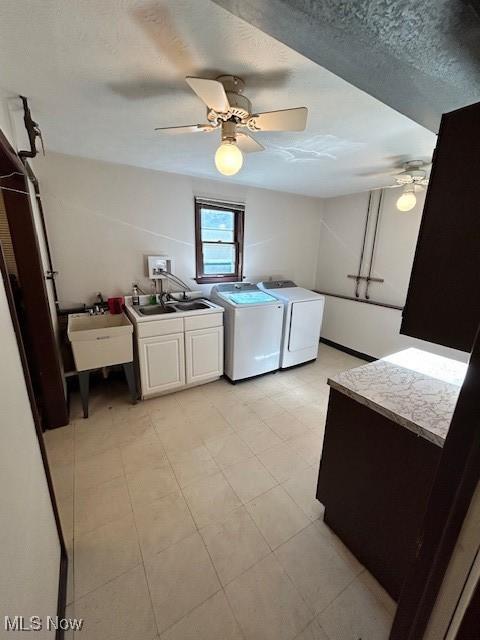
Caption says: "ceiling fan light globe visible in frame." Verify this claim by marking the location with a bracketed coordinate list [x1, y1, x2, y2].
[215, 142, 243, 176]
[396, 190, 417, 212]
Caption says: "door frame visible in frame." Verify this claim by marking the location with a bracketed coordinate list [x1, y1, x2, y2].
[0, 128, 67, 429]
[390, 324, 480, 639]
[0, 235, 68, 639]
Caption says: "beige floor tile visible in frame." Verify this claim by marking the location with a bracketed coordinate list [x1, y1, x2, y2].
[74, 513, 142, 598]
[269, 390, 311, 412]
[111, 399, 151, 422]
[265, 412, 311, 441]
[181, 400, 217, 419]
[75, 476, 132, 536]
[357, 570, 397, 617]
[234, 380, 269, 402]
[183, 472, 242, 528]
[112, 413, 158, 446]
[193, 410, 233, 441]
[218, 401, 257, 426]
[200, 507, 270, 585]
[168, 445, 219, 487]
[275, 523, 361, 614]
[57, 493, 74, 545]
[204, 433, 254, 469]
[295, 403, 327, 429]
[150, 405, 188, 434]
[161, 590, 243, 640]
[246, 486, 310, 549]
[283, 465, 324, 520]
[248, 396, 285, 420]
[223, 456, 277, 503]
[288, 431, 324, 467]
[73, 565, 156, 640]
[75, 419, 119, 460]
[228, 413, 268, 435]
[45, 428, 75, 467]
[313, 520, 364, 572]
[75, 448, 123, 491]
[157, 419, 204, 453]
[225, 553, 313, 640]
[120, 436, 167, 474]
[65, 542, 74, 605]
[317, 576, 393, 640]
[257, 442, 310, 483]
[145, 532, 220, 633]
[127, 464, 179, 509]
[50, 462, 74, 501]
[237, 421, 283, 453]
[63, 347, 368, 640]
[134, 491, 196, 559]
[146, 393, 182, 416]
[294, 619, 329, 640]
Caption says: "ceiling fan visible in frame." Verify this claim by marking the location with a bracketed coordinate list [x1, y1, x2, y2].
[365, 160, 430, 211]
[155, 74, 308, 176]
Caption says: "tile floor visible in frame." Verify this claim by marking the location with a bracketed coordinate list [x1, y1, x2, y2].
[44, 344, 395, 640]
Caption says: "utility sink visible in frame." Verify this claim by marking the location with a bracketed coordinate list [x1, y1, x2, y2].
[137, 304, 176, 316]
[68, 312, 133, 371]
[171, 300, 211, 311]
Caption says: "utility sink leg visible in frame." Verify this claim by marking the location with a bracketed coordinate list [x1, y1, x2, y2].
[78, 371, 90, 419]
[123, 362, 137, 404]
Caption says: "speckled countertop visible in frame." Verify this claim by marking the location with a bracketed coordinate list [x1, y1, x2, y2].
[328, 348, 468, 447]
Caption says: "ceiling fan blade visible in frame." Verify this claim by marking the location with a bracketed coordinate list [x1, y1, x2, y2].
[236, 133, 264, 154]
[154, 124, 216, 134]
[248, 107, 308, 132]
[185, 77, 230, 112]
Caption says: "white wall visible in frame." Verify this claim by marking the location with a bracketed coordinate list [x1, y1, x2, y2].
[33, 152, 323, 304]
[316, 187, 469, 362]
[0, 90, 60, 637]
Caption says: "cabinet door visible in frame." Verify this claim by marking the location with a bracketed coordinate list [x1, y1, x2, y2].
[139, 333, 185, 395]
[185, 326, 223, 385]
[400, 101, 480, 353]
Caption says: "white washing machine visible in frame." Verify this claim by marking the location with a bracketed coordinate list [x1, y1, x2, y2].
[258, 280, 325, 368]
[210, 283, 284, 382]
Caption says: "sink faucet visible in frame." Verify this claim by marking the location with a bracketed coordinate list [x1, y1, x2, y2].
[159, 291, 171, 310]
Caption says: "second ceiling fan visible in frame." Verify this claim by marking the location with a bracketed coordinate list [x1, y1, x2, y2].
[155, 74, 308, 176]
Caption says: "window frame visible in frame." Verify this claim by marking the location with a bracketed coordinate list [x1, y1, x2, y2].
[194, 198, 245, 284]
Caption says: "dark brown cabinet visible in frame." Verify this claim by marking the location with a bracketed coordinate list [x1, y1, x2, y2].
[401, 101, 480, 353]
[317, 389, 441, 600]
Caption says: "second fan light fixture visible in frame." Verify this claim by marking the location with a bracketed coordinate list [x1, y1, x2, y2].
[155, 75, 308, 176]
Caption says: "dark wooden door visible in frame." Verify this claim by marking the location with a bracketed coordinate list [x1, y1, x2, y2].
[400, 101, 480, 353]
[0, 130, 68, 429]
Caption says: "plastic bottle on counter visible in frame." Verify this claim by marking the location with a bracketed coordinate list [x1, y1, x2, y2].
[132, 284, 140, 306]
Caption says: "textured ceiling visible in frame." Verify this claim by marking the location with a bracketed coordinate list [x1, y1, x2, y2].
[0, 0, 436, 197]
[213, 0, 480, 133]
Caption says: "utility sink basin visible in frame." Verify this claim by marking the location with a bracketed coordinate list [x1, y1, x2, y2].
[68, 312, 133, 371]
[171, 301, 211, 311]
[137, 304, 176, 316]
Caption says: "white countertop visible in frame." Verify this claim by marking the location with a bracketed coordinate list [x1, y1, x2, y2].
[328, 348, 468, 447]
[124, 296, 224, 324]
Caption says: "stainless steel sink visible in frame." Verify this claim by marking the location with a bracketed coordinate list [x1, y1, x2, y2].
[137, 304, 177, 316]
[171, 301, 211, 311]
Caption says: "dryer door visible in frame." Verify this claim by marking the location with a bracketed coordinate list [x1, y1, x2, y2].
[288, 299, 324, 352]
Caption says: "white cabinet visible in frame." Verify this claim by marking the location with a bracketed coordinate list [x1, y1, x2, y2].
[185, 326, 223, 385]
[139, 333, 185, 396]
[134, 311, 224, 399]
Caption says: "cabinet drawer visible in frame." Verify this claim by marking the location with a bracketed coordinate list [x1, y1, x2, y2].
[137, 317, 184, 338]
[184, 312, 223, 332]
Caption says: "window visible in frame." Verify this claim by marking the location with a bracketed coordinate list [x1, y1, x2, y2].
[194, 198, 244, 284]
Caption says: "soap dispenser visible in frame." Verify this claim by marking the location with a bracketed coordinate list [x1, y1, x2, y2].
[132, 284, 140, 306]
